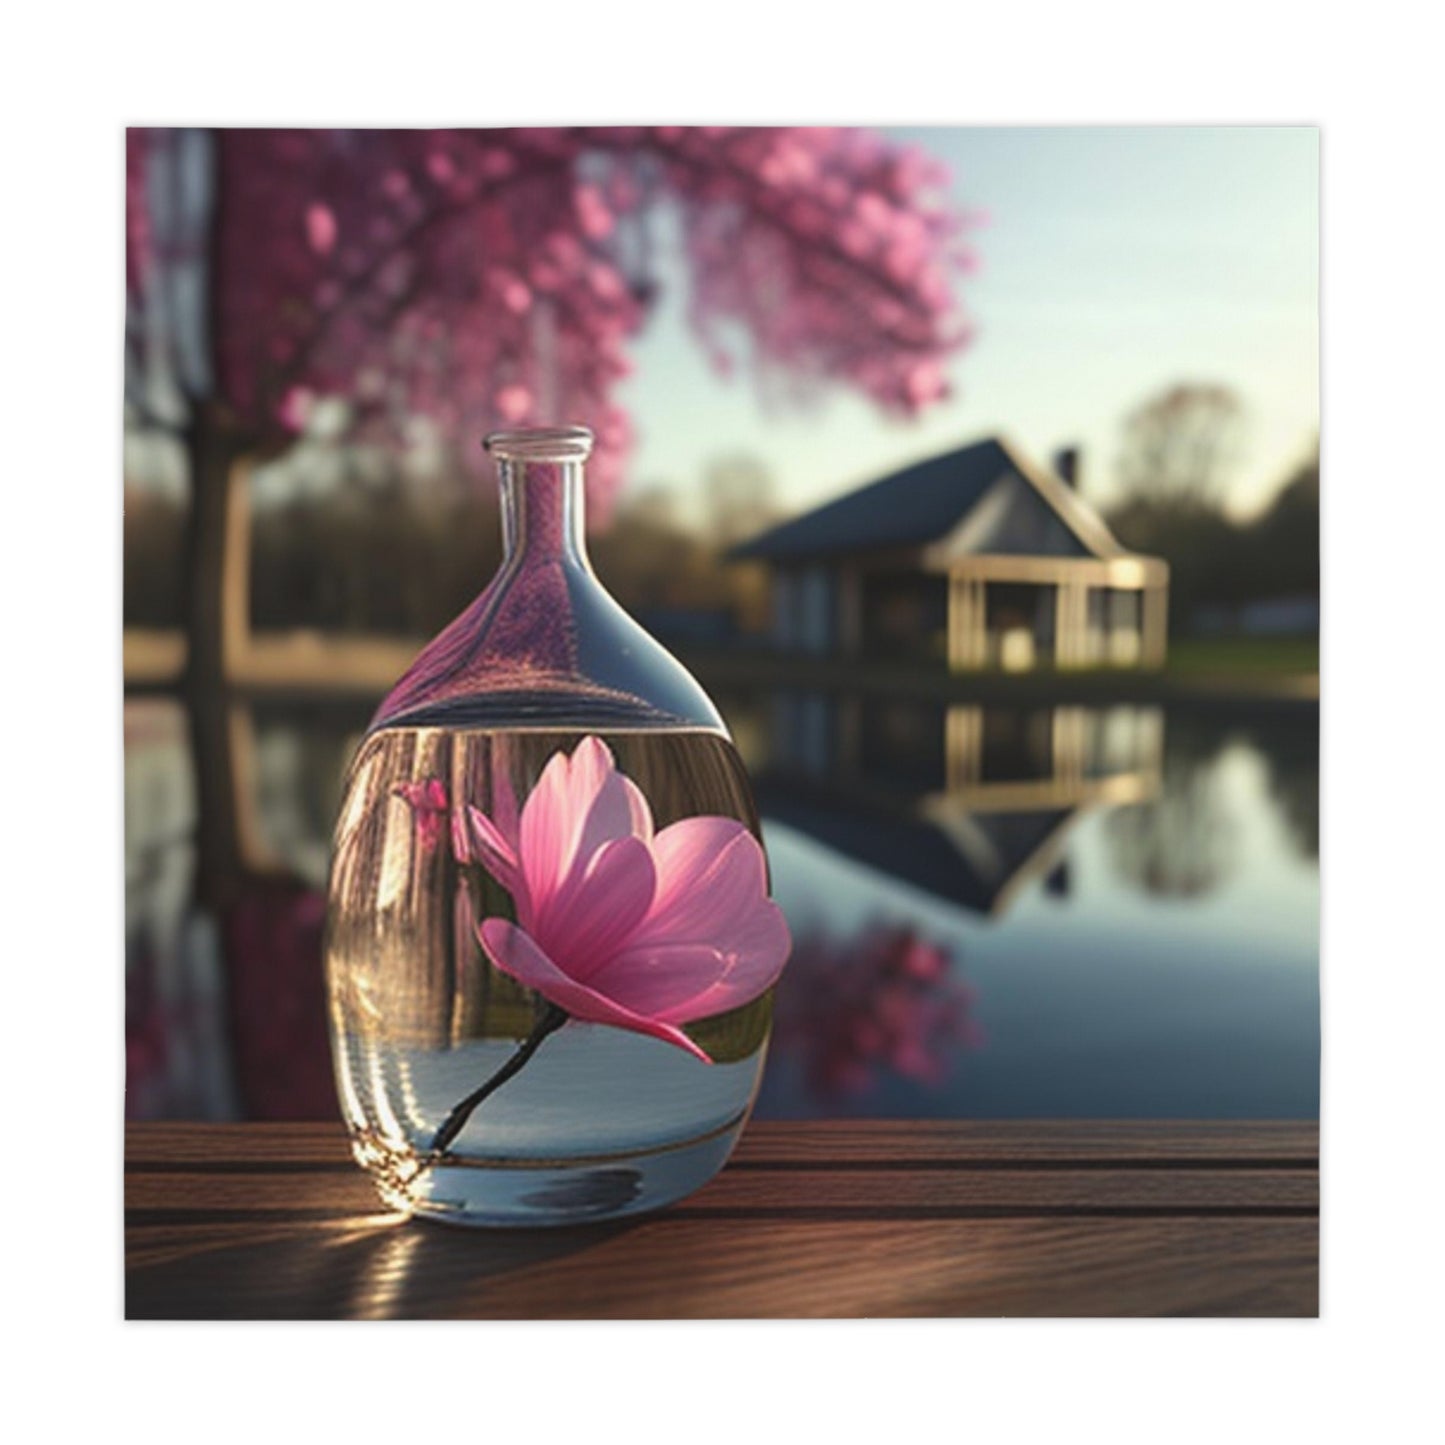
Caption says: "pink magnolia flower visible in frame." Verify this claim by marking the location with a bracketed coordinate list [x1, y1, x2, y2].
[464, 737, 790, 1062]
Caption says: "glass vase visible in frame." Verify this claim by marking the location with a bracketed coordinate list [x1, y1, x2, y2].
[325, 426, 790, 1226]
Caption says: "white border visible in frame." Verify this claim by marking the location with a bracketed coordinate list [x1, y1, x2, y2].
[5, 1, 1441, 1440]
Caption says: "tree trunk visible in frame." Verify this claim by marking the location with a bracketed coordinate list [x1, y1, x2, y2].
[180, 401, 247, 914]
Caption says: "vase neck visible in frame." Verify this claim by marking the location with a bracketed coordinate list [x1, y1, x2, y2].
[498, 456, 588, 566]
[368, 422, 729, 733]
[488, 426, 593, 569]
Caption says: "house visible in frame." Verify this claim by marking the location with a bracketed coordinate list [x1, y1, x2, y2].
[730, 437, 1169, 670]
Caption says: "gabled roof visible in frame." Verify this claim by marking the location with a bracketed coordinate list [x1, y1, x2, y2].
[730, 435, 1128, 563]
[755, 776, 1076, 917]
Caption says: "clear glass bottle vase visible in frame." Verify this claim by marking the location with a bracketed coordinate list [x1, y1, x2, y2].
[325, 426, 789, 1226]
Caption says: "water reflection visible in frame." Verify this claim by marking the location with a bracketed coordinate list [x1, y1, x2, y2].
[750, 692, 1163, 917]
[773, 923, 980, 1101]
[741, 692, 1319, 1120]
[1248, 713, 1320, 861]
[123, 689, 1319, 1122]
[124, 700, 237, 1119]
[1105, 713, 1235, 897]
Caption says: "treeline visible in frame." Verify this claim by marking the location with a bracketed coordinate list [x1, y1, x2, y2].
[122, 406, 1319, 645]
[1105, 449, 1318, 632]
[1103, 384, 1318, 635]
[124, 483, 505, 635]
[123, 456, 777, 638]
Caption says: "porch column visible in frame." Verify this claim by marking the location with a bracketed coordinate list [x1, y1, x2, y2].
[945, 706, 983, 791]
[948, 573, 986, 671]
[1055, 580, 1087, 668]
[1051, 707, 1087, 789]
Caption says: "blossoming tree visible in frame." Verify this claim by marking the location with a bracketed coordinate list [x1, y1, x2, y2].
[125, 126, 979, 907]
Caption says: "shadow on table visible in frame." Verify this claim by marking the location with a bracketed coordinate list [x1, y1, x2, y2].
[126, 1213, 640, 1320]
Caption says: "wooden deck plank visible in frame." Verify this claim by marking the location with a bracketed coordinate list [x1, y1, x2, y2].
[124, 1215, 1318, 1319]
[124, 1120, 1319, 1165]
[123, 1122, 1319, 1319]
[727, 1118, 1319, 1163]
[126, 1166, 1317, 1215]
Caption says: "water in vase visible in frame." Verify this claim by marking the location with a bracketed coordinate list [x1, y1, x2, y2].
[326, 724, 776, 1225]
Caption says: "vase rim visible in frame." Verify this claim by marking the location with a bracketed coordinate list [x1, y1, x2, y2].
[484, 425, 594, 463]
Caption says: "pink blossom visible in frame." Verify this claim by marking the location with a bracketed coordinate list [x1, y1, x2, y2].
[465, 737, 790, 1062]
[494, 384, 532, 423]
[394, 778, 449, 849]
[304, 202, 337, 255]
[904, 360, 948, 408]
[496, 271, 532, 314]
[480, 148, 516, 180]
[276, 385, 314, 432]
[574, 184, 614, 240]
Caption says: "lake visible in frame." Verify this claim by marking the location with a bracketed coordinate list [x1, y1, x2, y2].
[701, 691, 1319, 1121]
[123, 689, 1319, 1122]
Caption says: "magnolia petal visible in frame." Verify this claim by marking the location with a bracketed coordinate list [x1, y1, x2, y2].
[633, 825, 776, 951]
[534, 835, 656, 978]
[621, 773, 654, 841]
[568, 735, 614, 801]
[646, 816, 759, 921]
[517, 738, 622, 914]
[477, 918, 711, 1063]
[517, 749, 582, 915]
[467, 803, 518, 868]
[601, 898, 790, 1024]
[487, 765, 523, 850]
[573, 768, 654, 865]
[651, 901, 792, 1023]
[466, 804, 527, 905]
[521, 738, 653, 924]
[618, 819, 792, 1019]
[587, 942, 732, 1017]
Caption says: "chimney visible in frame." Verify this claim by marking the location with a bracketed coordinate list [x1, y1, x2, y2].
[1053, 447, 1080, 490]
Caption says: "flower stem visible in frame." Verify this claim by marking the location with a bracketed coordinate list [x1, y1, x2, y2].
[427, 1003, 569, 1157]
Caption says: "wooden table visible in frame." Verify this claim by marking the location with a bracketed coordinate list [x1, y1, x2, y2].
[125, 1120, 1318, 1318]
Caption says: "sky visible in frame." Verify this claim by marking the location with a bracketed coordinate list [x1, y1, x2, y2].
[619, 126, 1319, 524]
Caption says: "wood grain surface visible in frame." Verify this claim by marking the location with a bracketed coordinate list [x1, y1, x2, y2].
[125, 1121, 1318, 1319]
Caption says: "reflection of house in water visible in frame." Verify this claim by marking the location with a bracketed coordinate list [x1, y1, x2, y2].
[732, 437, 1168, 670]
[759, 693, 1163, 916]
